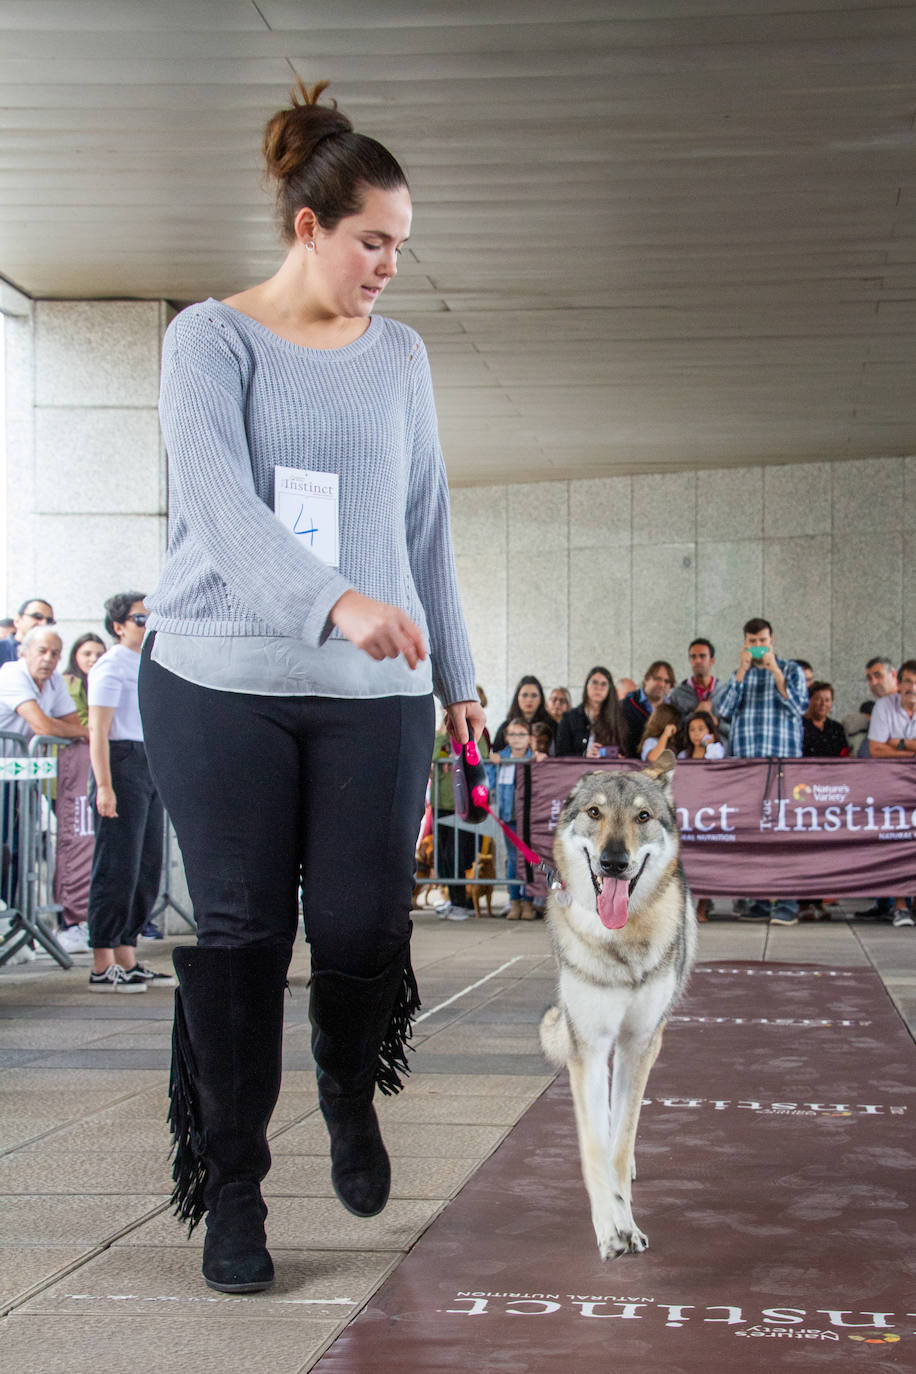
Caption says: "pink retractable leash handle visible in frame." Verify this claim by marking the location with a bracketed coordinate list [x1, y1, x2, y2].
[450, 737, 489, 824]
[451, 737, 547, 872]
[449, 737, 559, 889]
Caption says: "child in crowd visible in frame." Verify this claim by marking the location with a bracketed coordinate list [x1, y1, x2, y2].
[494, 718, 535, 919]
[638, 702, 682, 762]
[678, 709, 725, 760]
[676, 708, 723, 921]
[529, 720, 554, 759]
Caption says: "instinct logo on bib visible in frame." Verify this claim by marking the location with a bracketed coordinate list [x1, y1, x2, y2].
[274, 467, 339, 568]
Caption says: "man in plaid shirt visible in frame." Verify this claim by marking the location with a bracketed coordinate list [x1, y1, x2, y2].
[717, 617, 808, 925]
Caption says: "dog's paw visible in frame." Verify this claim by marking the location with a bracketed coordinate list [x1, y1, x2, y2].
[597, 1223, 648, 1260]
[624, 1222, 649, 1253]
[594, 1203, 649, 1260]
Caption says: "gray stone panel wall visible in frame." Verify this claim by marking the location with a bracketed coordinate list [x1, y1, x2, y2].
[2, 298, 913, 739]
[3, 299, 168, 653]
[452, 457, 915, 728]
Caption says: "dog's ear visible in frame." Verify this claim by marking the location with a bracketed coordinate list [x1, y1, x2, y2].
[642, 749, 676, 799]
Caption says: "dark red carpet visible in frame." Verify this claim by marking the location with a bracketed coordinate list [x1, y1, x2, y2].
[314, 963, 916, 1372]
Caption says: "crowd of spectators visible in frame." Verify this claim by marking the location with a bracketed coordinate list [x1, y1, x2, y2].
[2, 598, 913, 944]
[437, 618, 913, 928]
[0, 593, 171, 977]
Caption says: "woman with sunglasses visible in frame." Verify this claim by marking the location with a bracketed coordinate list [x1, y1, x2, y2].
[85, 593, 173, 993]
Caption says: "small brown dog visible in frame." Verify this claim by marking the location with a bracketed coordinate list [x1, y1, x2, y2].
[413, 833, 439, 908]
[465, 837, 495, 918]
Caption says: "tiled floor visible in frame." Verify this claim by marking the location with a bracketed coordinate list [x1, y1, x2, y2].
[0, 901, 913, 1372]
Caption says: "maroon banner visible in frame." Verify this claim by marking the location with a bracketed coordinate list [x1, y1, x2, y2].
[54, 739, 95, 925]
[526, 757, 916, 899]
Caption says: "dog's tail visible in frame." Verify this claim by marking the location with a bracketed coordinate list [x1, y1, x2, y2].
[539, 1004, 573, 1068]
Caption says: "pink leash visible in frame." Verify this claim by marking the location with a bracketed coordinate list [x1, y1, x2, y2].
[453, 738, 556, 880]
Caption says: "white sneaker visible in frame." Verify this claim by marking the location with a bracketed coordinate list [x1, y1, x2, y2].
[892, 909, 914, 927]
[436, 902, 452, 919]
[446, 907, 472, 921]
[56, 924, 90, 953]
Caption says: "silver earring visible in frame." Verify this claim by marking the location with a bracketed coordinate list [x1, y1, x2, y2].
[306, 241, 315, 252]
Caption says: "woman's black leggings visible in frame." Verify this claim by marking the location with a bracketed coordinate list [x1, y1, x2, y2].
[138, 638, 435, 977]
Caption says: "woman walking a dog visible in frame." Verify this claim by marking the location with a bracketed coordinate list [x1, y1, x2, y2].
[139, 80, 483, 1295]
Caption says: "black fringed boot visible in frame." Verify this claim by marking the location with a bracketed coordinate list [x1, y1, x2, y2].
[309, 938, 420, 1218]
[169, 945, 289, 1293]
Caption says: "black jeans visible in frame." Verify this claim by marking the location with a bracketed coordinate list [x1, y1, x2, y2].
[138, 638, 435, 976]
[87, 741, 164, 950]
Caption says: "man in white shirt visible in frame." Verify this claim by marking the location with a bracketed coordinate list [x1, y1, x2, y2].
[867, 658, 916, 927]
[0, 627, 88, 742]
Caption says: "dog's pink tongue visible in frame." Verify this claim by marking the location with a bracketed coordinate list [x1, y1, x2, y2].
[597, 877, 629, 930]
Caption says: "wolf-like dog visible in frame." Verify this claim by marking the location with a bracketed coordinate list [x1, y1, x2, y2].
[539, 753, 695, 1260]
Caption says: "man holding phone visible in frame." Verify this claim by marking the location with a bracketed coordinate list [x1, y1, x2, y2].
[716, 618, 809, 925]
[717, 618, 808, 761]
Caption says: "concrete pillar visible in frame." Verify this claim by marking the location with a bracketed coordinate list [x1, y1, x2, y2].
[2, 296, 169, 652]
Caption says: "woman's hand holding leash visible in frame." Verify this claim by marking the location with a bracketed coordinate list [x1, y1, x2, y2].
[444, 700, 486, 745]
[96, 784, 118, 819]
[330, 590, 428, 669]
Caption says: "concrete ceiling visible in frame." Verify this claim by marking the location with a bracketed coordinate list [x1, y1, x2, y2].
[1, 0, 915, 485]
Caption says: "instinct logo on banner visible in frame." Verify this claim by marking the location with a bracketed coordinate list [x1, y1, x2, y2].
[760, 789, 916, 839]
[442, 1292, 915, 1343]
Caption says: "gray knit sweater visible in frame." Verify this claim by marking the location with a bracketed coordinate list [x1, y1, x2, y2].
[147, 300, 476, 706]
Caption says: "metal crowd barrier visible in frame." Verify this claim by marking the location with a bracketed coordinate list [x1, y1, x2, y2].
[427, 755, 533, 904]
[0, 732, 72, 968]
[0, 734, 196, 973]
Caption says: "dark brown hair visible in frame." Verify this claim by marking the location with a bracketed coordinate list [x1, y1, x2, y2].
[263, 79, 408, 242]
[644, 660, 676, 688]
[506, 675, 551, 727]
[103, 592, 146, 639]
[64, 632, 106, 685]
[638, 702, 682, 755]
[678, 708, 719, 754]
[580, 666, 625, 751]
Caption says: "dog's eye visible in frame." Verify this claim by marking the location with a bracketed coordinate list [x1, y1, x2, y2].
[636, 810, 652, 824]
[586, 806, 602, 819]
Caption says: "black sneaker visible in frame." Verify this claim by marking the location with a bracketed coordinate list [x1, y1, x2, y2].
[121, 962, 177, 989]
[737, 903, 771, 921]
[854, 905, 890, 921]
[88, 965, 147, 994]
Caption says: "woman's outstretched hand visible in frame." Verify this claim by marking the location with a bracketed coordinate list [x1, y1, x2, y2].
[330, 590, 428, 669]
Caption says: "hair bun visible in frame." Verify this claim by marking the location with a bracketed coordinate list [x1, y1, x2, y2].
[263, 78, 353, 184]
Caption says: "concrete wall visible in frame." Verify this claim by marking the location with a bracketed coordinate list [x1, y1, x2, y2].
[2, 297, 913, 733]
[2, 297, 168, 652]
[449, 457, 916, 728]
